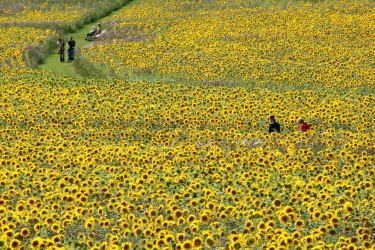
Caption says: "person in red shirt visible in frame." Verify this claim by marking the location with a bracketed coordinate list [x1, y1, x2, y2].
[297, 118, 310, 132]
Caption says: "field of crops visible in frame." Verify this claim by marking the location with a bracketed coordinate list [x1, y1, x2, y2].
[83, 0, 375, 87]
[1, 0, 375, 249]
[0, 0, 130, 29]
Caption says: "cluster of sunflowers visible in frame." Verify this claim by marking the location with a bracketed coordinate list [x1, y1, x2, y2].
[0, 5, 83, 25]
[82, 0, 375, 86]
[1, 0, 375, 249]
[0, 0, 129, 27]
[0, 27, 55, 72]
[1, 69, 375, 249]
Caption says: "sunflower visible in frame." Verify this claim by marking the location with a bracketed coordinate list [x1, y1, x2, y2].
[5, 229, 14, 238]
[52, 235, 61, 243]
[218, 212, 227, 220]
[85, 218, 95, 230]
[149, 209, 157, 217]
[51, 223, 60, 233]
[10, 239, 22, 249]
[206, 236, 216, 247]
[190, 223, 198, 233]
[272, 200, 281, 207]
[278, 214, 289, 224]
[193, 237, 203, 247]
[166, 234, 174, 243]
[143, 228, 152, 237]
[177, 233, 184, 242]
[97, 206, 104, 216]
[344, 202, 354, 213]
[31, 237, 43, 250]
[293, 231, 301, 239]
[257, 222, 266, 231]
[187, 214, 196, 223]
[304, 236, 314, 245]
[182, 240, 193, 249]
[151, 238, 163, 248]
[189, 199, 198, 207]
[313, 210, 322, 220]
[174, 210, 183, 218]
[16, 203, 25, 212]
[200, 214, 209, 223]
[295, 219, 304, 229]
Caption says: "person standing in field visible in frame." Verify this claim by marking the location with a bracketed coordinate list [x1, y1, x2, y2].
[57, 37, 65, 62]
[268, 115, 281, 133]
[297, 118, 311, 132]
[67, 37, 76, 62]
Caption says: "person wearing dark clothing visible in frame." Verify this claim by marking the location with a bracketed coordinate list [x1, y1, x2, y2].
[67, 37, 76, 62]
[57, 37, 65, 62]
[268, 115, 280, 133]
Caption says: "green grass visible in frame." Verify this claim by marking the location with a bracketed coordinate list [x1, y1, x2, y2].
[37, 21, 99, 77]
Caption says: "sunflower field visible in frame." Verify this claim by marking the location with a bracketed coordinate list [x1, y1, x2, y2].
[1, 0, 375, 249]
[0, 27, 56, 72]
[0, 0, 131, 30]
[82, 0, 375, 88]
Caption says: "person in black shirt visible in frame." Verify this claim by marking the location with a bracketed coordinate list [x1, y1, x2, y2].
[268, 115, 280, 133]
[67, 37, 76, 62]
